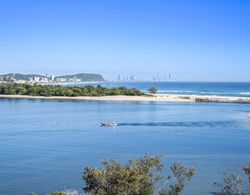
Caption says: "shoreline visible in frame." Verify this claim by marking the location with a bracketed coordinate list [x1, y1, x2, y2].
[1, 94, 250, 104]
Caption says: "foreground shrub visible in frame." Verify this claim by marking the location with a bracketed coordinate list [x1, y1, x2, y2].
[83, 155, 163, 195]
[83, 155, 196, 195]
[50, 190, 83, 195]
[243, 165, 250, 182]
[51, 192, 66, 195]
[32, 156, 250, 195]
[159, 163, 196, 195]
[215, 164, 250, 195]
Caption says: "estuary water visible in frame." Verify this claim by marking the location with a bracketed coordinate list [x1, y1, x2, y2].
[0, 97, 250, 195]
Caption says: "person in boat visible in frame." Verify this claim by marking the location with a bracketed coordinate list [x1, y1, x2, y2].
[99, 121, 117, 126]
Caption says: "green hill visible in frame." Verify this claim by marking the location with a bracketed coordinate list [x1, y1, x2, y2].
[0, 73, 46, 81]
[55, 73, 105, 82]
[0, 73, 105, 82]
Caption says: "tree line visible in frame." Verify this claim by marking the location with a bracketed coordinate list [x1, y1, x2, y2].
[0, 83, 145, 97]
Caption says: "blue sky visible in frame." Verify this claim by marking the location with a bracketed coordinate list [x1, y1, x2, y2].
[0, 0, 249, 81]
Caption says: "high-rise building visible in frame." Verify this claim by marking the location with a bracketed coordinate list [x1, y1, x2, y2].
[50, 75, 55, 81]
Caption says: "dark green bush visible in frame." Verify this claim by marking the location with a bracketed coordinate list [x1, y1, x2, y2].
[0, 83, 145, 97]
[83, 155, 163, 195]
[83, 155, 196, 195]
[148, 87, 157, 94]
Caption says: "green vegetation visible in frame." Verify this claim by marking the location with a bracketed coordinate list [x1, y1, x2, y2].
[179, 96, 191, 100]
[159, 163, 196, 195]
[148, 87, 157, 94]
[31, 155, 250, 195]
[243, 165, 250, 182]
[50, 192, 66, 195]
[83, 155, 162, 195]
[214, 165, 250, 195]
[195, 97, 210, 102]
[55, 73, 105, 82]
[83, 155, 195, 195]
[0, 83, 145, 97]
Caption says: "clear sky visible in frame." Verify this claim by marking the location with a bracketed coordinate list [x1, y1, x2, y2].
[0, 0, 249, 81]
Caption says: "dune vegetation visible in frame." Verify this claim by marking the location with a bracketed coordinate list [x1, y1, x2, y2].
[0, 83, 145, 97]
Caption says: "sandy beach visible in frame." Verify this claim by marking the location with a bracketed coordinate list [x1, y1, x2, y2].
[1, 94, 250, 104]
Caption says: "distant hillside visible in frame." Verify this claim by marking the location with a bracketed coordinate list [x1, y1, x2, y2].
[0, 73, 105, 82]
[0, 73, 47, 81]
[55, 73, 105, 82]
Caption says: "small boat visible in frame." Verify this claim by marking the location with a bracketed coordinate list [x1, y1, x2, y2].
[99, 121, 117, 127]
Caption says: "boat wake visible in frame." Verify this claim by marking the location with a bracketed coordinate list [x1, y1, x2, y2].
[118, 121, 238, 128]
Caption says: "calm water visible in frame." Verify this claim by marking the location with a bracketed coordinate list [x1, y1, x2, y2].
[0, 97, 250, 195]
[76, 82, 250, 97]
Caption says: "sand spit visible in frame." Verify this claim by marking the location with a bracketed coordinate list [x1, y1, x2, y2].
[1, 94, 250, 104]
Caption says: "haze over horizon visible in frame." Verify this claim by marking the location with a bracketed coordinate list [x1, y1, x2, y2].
[0, 0, 249, 82]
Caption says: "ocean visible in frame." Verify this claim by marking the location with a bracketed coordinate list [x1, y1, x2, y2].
[0, 82, 250, 195]
[76, 81, 250, 97]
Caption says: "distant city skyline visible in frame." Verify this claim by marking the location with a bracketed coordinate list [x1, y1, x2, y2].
[0, 0, 249, 82]
[114, 74, 173, 82]
[0, 72, 176, 82]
